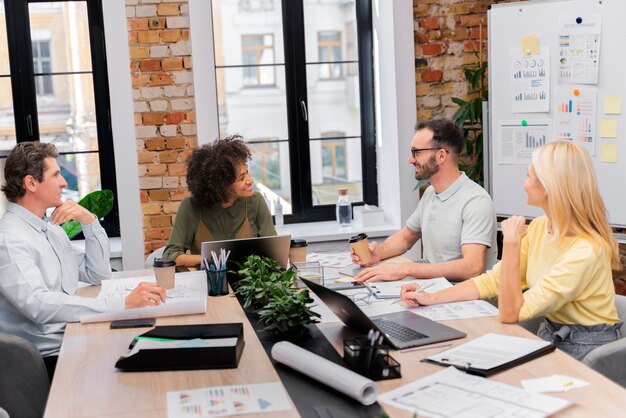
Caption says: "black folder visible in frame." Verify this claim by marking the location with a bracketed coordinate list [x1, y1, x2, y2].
[422, 333, 556, 377]
[115, 323, 245, 372]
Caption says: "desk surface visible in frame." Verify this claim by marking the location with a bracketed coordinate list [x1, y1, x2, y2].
[45, 269, 626, 417]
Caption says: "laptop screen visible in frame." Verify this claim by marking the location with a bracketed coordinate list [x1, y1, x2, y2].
[200, 235, 292, 270]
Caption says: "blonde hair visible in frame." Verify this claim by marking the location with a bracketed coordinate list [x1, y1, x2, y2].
[531, 142, 621, 270]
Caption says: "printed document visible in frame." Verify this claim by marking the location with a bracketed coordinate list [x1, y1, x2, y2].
[425, 333, 552, 370]
[80, 271, 207, 323]
[378, 366, 571, 417]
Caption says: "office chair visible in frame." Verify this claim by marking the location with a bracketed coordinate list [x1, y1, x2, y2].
[0, 332, 50, 418]
[582, 295, 626, 388]
[145, 245, 166, 268]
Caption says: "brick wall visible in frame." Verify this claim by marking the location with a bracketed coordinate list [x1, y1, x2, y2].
[126, 0, 195, 256]
[412, 0, 626, 293]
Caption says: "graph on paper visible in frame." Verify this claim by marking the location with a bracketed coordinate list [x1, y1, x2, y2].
[498, 120, 552, 164]
[554, 87, 597, 156]
[166, 382, 291, 418]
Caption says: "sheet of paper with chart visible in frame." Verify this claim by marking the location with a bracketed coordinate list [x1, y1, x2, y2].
[307, 252, 353, 268]
[80, 271, 207, 323]
[378, 366, 571, 417]
[498, 120, 551, 165]
[510, 47, 550, 113]
[166, 382, 291, 418]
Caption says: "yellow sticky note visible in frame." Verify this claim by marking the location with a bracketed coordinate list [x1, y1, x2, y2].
[605, 96, 622, 114]
[600, 144, 617, 163]
[521, 34, 540, 56]
[600, 120, 618, 138]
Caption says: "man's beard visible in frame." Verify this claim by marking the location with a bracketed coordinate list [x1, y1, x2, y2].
[414, 155, 439, 181]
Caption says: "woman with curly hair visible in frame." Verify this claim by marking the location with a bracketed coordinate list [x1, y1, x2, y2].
[163, 135, 276, 268]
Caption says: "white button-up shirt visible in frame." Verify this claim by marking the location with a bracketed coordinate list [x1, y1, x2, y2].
[0, 202, 123, 356]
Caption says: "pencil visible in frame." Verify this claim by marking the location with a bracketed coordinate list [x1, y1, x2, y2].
[390, 282, 436, 305]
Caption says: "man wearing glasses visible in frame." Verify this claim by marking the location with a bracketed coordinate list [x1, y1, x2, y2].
[352, 119, 497, 283]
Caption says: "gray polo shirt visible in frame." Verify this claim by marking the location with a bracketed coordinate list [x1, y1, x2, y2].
[406, 172, 498, 271]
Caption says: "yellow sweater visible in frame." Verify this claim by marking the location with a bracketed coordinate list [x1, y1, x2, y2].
[473, 216, 618, 325]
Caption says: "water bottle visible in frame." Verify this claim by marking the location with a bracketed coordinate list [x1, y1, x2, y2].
[274, 198, 284, 227]
[336, 188, 352, 227]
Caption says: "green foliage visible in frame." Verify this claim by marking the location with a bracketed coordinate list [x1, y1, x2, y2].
[233, 255, 320, 337]
[62, 189, 115, 239]
[451, 52, 487, 186]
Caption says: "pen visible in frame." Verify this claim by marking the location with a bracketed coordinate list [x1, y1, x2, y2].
[399, 342, 453, 353]
[390, 282, 436, 305]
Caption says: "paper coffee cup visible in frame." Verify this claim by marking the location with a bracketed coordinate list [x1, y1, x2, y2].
[290, 239, 308, 264]
[349, 233, 371, 265]
[153, 258, 176, 289]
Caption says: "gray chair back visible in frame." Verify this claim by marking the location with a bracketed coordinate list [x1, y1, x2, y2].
[0, 333, 50, 418]
[582, 294, 626, 387]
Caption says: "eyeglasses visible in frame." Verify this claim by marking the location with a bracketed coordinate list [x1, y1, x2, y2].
[410, 147, 450, 158]
[350, 292, 372, 306]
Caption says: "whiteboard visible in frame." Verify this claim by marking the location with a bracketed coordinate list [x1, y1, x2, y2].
[488, 0, 626, 227]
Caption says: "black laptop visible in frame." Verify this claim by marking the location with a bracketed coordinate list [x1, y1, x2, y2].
[302, 278, 466, 349]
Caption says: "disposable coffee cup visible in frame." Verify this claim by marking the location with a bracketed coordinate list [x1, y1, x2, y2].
[349, 233, 371, 265]
[290, 239, 308, 264]
[153, 258, 176, 289]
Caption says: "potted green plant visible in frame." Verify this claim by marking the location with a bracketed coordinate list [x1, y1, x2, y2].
[233, 255, 320, 339]
[62, 189, 114, 239]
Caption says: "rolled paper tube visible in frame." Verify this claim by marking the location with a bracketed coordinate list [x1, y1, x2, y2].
[271, 341, 379, 405]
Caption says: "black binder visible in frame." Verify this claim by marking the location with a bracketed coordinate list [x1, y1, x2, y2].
[115, 323, 245, 372]
[422, 334, 556, 377]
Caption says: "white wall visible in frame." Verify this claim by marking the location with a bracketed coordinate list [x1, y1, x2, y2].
[103, 0, 144, 270]
[371, 0, 420, 258]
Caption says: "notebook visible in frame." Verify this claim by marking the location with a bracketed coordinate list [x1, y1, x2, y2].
[302, 278, 466, 350]
[423, 333, 555, 377]
[200, 235, 291, 268]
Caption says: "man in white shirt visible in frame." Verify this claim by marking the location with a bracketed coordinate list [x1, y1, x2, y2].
[352, 119, 498, 283]
[0, 142, 165, 378]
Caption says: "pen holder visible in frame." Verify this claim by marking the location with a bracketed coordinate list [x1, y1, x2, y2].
[207, 265, 228, 296]
[343, 336, 401, 381]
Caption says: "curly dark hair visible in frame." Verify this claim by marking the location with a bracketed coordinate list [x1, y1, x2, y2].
[415, 119, 464, 161]
[187, 135, 252, 206]
[2, 142, 59, 202]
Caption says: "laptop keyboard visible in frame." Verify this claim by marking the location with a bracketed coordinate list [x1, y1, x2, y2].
[372, 318, 429, 342]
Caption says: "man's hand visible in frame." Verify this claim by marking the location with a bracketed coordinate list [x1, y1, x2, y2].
[400, 282, 435, 307]
[50, 200, 95, 225]
[352, 262, 409, 283]
[501, 215, 527, 245]
[124, 282, 166, 309]
[350, 241, 382, 266]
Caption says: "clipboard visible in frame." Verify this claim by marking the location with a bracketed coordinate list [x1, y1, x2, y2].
[421, 333, 555, 377]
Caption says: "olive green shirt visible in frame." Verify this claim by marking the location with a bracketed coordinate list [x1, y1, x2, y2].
[163, 192, 276, 260]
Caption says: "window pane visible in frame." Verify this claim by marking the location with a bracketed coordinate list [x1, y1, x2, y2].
[0, 77, 16, 152]
[29, 2, 93, 73]
[212, 0, 284, 66]
[0, 9, 8, 76]
[306, 64, 361, 138]
[310, 137, 362, 206]
[248, 140, 292, 215]
[37, 73, 99, 153]
[304, 0, 356, 64]
[215, 66, 288, 140]
[56, 151, 102, 201]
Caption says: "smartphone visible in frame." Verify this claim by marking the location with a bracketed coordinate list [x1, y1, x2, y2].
[110, 318, 156, 329]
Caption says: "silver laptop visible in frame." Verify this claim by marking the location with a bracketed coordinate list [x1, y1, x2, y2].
[302, 278, 466, 349]
[200, 235, 291, 269]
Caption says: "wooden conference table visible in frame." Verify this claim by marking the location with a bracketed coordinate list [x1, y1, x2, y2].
[44, 267, 626, 417]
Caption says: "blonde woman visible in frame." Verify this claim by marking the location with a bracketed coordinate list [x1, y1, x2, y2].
[401, 141, 622, 360]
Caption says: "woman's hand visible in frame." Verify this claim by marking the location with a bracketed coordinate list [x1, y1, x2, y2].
[400, 282, 435, 307]
[501, 215, 527, 245]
